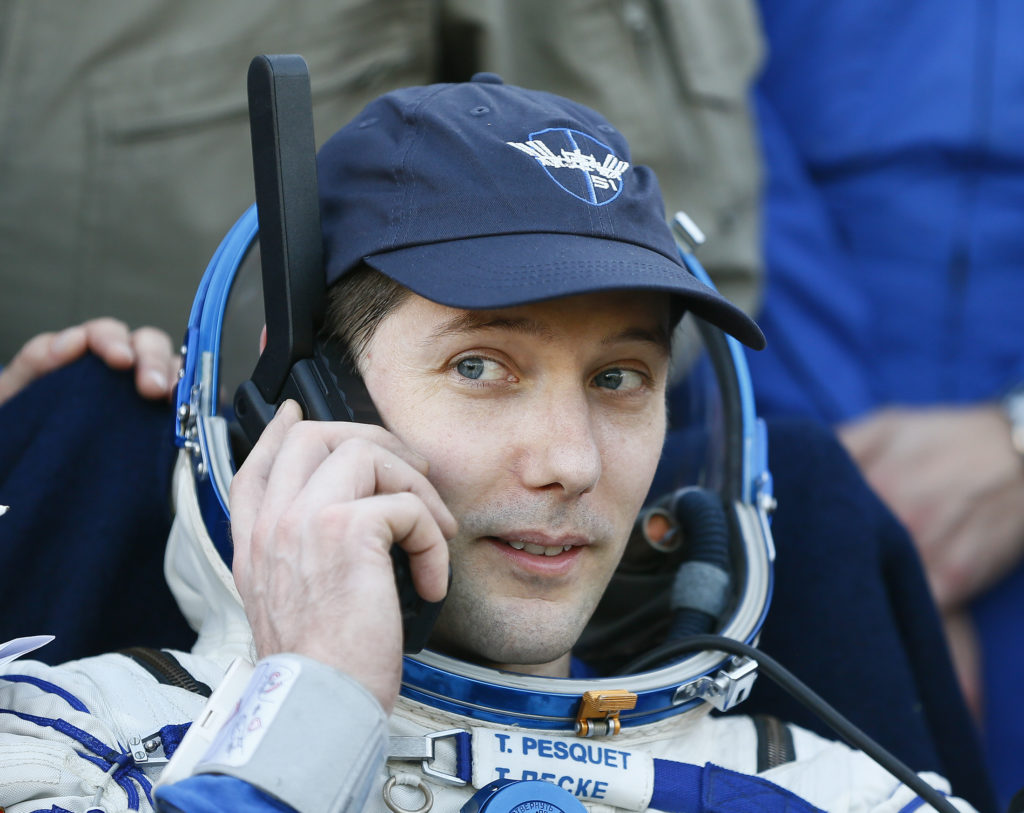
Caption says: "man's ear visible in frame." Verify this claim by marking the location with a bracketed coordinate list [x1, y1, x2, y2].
[259, 324, 268, 355]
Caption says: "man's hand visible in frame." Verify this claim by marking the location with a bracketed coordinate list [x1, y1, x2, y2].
[0, 318, 179, 405]
[229, 401, 456, 713]
[839, 405, 1024, 609]
[839, 404, 1024, 720]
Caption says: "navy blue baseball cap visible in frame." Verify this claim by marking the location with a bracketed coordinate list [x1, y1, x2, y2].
[318, 73, 765, 350]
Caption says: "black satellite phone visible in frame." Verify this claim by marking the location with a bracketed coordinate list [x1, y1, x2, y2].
[233, 54, 444, 654]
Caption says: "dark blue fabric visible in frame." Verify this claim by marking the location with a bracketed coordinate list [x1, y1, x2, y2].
[0, 354, 194, 661]
[735, 419, 995, 813]
[156, 775, 296, 813]
[159, 722, 193, 760]
[972, 563, 1024, 805]
[650, 760, 824, 813]
[456, 729, 473, 784]
[700, 763, 823, 813]
[745, 4, 1024, 803]
[651, 760, 703, 813]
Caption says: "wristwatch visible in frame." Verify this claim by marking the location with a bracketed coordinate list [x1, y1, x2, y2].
[1001, 384, 1024, 460]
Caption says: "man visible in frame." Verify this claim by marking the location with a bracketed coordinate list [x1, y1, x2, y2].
[0, 76, 972, 812]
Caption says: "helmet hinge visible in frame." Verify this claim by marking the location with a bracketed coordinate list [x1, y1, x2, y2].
[574, 689, 637, 737]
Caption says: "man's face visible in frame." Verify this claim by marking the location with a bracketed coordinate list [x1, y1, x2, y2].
[361, 290, 671, 676]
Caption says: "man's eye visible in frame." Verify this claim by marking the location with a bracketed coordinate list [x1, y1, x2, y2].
[593, 368, 645, 391]
[455, 357, 503, 380]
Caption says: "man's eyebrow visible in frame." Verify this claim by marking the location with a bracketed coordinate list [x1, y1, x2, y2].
[604, 326, 672, 353]
[424, 311, 672, 351]
[423, 312, 556, 343]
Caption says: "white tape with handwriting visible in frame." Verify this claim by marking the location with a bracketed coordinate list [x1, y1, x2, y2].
[201, 657, 300, 767]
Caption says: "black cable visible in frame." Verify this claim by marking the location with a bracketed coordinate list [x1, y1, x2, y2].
[617, 634, 961, 813]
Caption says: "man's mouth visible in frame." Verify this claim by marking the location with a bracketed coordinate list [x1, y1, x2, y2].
[504, 539, 575, 557]
[481, 532, 588, 576]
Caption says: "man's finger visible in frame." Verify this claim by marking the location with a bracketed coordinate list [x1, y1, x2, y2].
[293, 438, 457, 541]
[130, 326, 179, 399]
[254, 427, 418, 549]
[81, 318, 134, 369]
[0, 330, 77, 404]
[252, 419, 431, 534]
[47, 325, 89, 364]
[361, 492, 452, 603]
[230, 400, 304, 552]
[300, 492, 452, 603]
[838, 414, 894, 469]
[305, 420, 430, 472]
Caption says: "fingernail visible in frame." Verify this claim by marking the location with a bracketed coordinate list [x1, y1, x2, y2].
[272, 399, 297, 421]
[147, 369, 168, 391]
[112, 342, 134, 362]
[51, 327, 82, 354]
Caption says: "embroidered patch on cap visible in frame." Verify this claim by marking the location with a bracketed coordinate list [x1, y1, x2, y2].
[507, 128, 630, 206]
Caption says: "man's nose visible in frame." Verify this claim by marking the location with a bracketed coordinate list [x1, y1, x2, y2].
[517, 388, 602, 497]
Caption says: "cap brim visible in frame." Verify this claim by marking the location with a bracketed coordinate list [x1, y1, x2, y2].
[365, 233, 765, 350]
